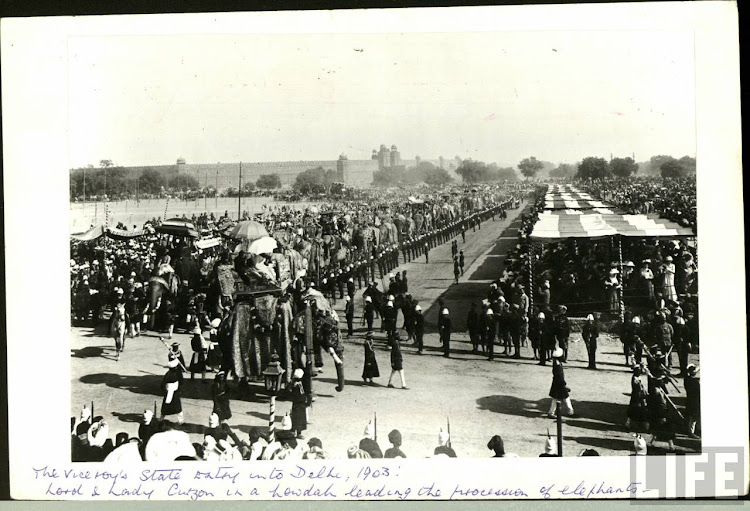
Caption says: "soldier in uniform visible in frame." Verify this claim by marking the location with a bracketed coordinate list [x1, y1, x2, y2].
[509, 304, 522, 358]
[554, 305, 571, 363]
[414, 305, 425, 354]
[442, 308, 452, 358]
[467, 303, 480, 353]
[346, 276, 356, 300]
[548, 347, 575, 418]
[582, 314, 599, 370]
[344, 295, 355, 338]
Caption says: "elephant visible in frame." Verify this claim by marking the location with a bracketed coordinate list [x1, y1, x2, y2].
[145, 273, 180, 330]
[413, 213, 425, 234]
[321, 234, 340, 263]
[228, 293, 293, 387]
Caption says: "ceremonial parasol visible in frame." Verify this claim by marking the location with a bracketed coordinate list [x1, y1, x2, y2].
[228, 220, 269, 242]
[247, 236, 278, 255]
[154, 218, 200, 239]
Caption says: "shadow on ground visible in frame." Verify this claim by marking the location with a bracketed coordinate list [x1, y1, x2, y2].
[71, 346, 109, 359]
[423, 283, 495, 332]
[476, 395, 549, 418]
[79, 372, 268, 403]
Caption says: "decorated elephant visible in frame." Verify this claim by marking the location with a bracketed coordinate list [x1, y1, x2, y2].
[145, 274, 180, 330]
[227, 292, 294, 388]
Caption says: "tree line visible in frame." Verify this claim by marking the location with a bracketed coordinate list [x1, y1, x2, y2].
[70, 160, 284, 200]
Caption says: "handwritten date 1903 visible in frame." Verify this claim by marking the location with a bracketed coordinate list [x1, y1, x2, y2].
[357, 466, 390, 481]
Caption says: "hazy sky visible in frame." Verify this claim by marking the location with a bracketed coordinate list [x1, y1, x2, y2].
[68, 29, 696, 168]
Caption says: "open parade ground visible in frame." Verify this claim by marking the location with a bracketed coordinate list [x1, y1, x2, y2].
[71, 202, 700, 458]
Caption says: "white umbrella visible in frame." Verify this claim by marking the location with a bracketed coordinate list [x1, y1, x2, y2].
[247, 236, 278, 255]
[228, 220, 269, 242]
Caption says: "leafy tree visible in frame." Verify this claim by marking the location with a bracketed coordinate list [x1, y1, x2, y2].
[495, 166, 519, 181]
[678, 155, 696, 174]
[294, 166, 337, 194]
[646, 155, 674, 175]
[99, 159, 114, 168]
[577, 157, 611, 180]
[138, 168, 165, 195]
[660, 159, 687, 178]
[518, 156, 544, 180]
[167, 172, 199, 191]
[610, 157, 638, 178]
[424, 167, 454, 186]
[456, 159, 490, 183]
[243, 182, 256, 193]
[549, 163, 576, 179]
[256, 173, 282, 190]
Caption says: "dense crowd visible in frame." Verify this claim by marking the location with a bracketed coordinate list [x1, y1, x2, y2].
[74, 401, 664, 461]
[586, 177, 696, 231]
[70, 177, 700, 459]
[498, 181, 698, 317]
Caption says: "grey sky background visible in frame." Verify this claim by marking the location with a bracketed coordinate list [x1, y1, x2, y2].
[68, 29, 696, 168]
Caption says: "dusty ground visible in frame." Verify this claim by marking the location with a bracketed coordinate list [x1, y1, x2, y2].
[71, 201, 700, 458]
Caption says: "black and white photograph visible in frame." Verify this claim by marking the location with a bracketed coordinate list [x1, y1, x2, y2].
[3, 1, 746, 501]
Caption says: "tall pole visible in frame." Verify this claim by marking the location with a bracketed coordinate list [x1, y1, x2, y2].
[83, 168, 86, 217]
[528, 243, 535, 314]
[268, 394, 276, 442]
[238, 162, 242, 220]
[215, 170, 218, 209]
[556, 401, 563, 457]
[305, 302, 314, 397]
[618, 235, 625, 323]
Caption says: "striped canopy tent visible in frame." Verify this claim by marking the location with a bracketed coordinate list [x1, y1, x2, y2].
[544, 186, 612, 210]
[527, 184, 696, 321]
[530, 210, 695, 242]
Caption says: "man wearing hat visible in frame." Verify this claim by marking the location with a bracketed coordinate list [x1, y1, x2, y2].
[646, 376, 676, 451]
[434, 429, 456, 457]
[441, 308, 452, 358]
[554, 305, 571, 363]
[189, 325, 208, 382]
[161, 354, 185, 425]
[582, 314, 599, 369]
[414, 305, 425, 354]
[359, 422, 383, 458]
[684, 365, 700, 437]
[344, 295, 355, 338]
[169, 341, 187, 372]
[538, 433, 557, 457]
[364, 295, 376, 333]
[290, 368, 308, 439]
[137, 409, 160, 457]
[548, 347, 575, 417]
[211, 370, 231, 423]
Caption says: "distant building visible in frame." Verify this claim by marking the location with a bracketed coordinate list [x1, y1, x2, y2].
[70, 144, 454, 190]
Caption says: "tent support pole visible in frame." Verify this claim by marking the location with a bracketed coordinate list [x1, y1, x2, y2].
[528, 242, 535, 314]
[618, 235, 624, 323]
